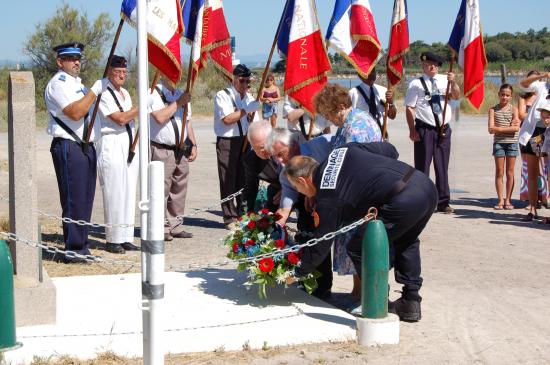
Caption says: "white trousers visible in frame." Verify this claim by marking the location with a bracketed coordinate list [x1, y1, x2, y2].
[97, 132, 139, 243]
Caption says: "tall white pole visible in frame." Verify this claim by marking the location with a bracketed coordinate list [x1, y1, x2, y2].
[145, 161, 165, 365]
[136, 0, 153, 363]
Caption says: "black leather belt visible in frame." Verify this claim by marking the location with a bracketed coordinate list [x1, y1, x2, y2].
[415, 119, 437, 130]
[384, 167, 416, 202]
[151, 141, 177, 150]
[53, 137, 94, 147]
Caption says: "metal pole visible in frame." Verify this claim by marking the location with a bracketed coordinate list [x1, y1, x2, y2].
[144, 161, 165, 365]
[0, 240, 22, 352]
[360, 219, 389, 319]
[136, 0, 152, 363]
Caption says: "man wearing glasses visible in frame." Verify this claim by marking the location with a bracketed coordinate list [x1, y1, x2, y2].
[404, 52, 460, 214]
[213, 64, 260, 229]
[45, 42, 110, 262]
[97, 55, 139, 254]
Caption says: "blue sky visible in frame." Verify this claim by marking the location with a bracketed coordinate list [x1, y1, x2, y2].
[1, 0, 549, 62]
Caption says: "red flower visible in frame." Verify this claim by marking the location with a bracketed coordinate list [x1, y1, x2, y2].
[258, 257, 275, 273]
[247, 220, 256, 229]
[274, 212, 283, 220]
[261, 208, 270, 215]
[287, 252, 300, 265]
[232, 243, 239, 253]
[274, 239, 285, 249]
[247, 211, 254, 217]
[245, 239, 255, 248]
[258, 217, 270, 229]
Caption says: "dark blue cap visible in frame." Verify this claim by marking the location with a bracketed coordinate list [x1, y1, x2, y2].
[53, 42, 85, 57]
[109, 55, 127, 68]
[420, 52, 444, 66]
[233, 64, 251, 77]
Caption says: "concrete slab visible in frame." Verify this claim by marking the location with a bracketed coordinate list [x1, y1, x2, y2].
[5, 270, 357, 364]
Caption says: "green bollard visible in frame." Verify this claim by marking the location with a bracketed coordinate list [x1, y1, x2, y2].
[0, 240, 21, 352]
[361, 219, 389, 319]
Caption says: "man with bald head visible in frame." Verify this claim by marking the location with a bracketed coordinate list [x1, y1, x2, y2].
[242, 121, 281, 212]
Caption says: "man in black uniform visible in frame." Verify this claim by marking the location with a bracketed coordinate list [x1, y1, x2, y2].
[284, 142, 437, 321]
[242, 121, 281, 212]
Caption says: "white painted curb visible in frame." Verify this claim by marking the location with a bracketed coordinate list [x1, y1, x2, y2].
[356, 313, 400, 346]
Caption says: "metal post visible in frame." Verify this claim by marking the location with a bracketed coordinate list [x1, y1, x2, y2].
[136, 0, 152, 362]
[37, 224, 42, 283]
[360, 219, 389, 319]
[0, 240, 22, 353]
[141, 162, 165, 365]
[500, 64, 507, 84]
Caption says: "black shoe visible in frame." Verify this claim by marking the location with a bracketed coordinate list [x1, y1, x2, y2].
[389, 297, 422, 322]
[437, 205, 454, 214]
[121, 242, 140, 251]
[171, 230, 193, 239]
[311, 288, 332, 300]
[105, 243, 125, 254]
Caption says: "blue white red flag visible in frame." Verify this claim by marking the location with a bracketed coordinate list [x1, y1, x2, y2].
[201, 0, 233, 81]
[448, 0, 487, 110]
[283, 0, 331, 115]
[276, 0, 295, 58]
[386, 0, 409, 87]
[182, 0, 206, 83]
[121, 0, 183, 84]
[326, 0, 381, 78]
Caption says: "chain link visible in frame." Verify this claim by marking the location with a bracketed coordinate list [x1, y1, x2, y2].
[1, 190, 243, 229]
[0, 231, 138, 267]
[1, 207, 376, 271]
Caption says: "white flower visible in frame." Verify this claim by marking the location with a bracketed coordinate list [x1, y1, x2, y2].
[275, 270, 293, 284]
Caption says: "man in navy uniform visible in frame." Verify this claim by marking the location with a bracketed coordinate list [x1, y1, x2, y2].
[283, 143, 438, 321]
[45, 42, 110, 262]
[404, 52, 460, 214]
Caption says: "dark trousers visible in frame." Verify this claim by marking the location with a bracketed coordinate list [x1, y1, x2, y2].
[414, 122, 452, 207]
[216, 136, 247, 224]
[295, 195, 333, 294]
[50, 138, 97, 253]
[347, 173, 437, 298]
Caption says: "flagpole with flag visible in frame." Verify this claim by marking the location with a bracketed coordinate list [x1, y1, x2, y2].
[326, 0, 381, 79]
[383, 0, 409, 139]
[448, 0, 487, 110]
[281, 0, 331, 116]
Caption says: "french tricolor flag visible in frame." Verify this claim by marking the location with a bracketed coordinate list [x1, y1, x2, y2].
[448, 0, 487, 110]
[201, 0, 233, 81]
[386, 0, 409, 87]
[121, 0, 183, 85]
[182, 0, 206, 84]
[326, 0, 381, 79]
[282, 0, 331, 115]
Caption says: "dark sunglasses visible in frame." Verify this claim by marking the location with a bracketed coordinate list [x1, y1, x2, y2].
[238, 78, 251, 84]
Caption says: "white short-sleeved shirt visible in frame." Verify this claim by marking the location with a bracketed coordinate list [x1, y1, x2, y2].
[405, 74, 452, 126]
[214, 86, 257, 137]
[349, 83, 387, 118]
[518, 81, 550, 145]
[282, 96, 331, 138]
[45, 70, 100, 142]
[148, 84, 191, 146]
[99, 82, 135, 134]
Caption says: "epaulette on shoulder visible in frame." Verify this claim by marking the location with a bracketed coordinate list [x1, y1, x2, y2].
[58, 74, 66, 82]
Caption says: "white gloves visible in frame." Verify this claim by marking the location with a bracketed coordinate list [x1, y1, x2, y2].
[90, 78, 109, 96]
[243, 100, 260, 114]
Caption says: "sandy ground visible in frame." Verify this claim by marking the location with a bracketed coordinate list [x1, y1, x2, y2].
[1, 112, 550, 364]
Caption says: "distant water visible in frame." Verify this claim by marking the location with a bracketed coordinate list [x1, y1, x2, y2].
[330, 75, 520, 89]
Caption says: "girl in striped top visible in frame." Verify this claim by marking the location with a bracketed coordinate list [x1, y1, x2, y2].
[488, 84, 520, 210]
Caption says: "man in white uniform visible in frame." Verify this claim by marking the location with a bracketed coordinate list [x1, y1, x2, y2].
[45, 41, 109, 263]
[282, 96, 331, 142]
[349, 69, 397, 133]
[97, 55, 139, 254]
[213, 64, 260, 228]
[149, 78, 197, 241]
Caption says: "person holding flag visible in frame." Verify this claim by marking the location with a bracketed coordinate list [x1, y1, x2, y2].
[45, 42, 108, 263]
[404, 52, 460, 214]
[213, 64, 260, 229]
[148, 79, 197, 241]
[349, 69, 397, 132]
